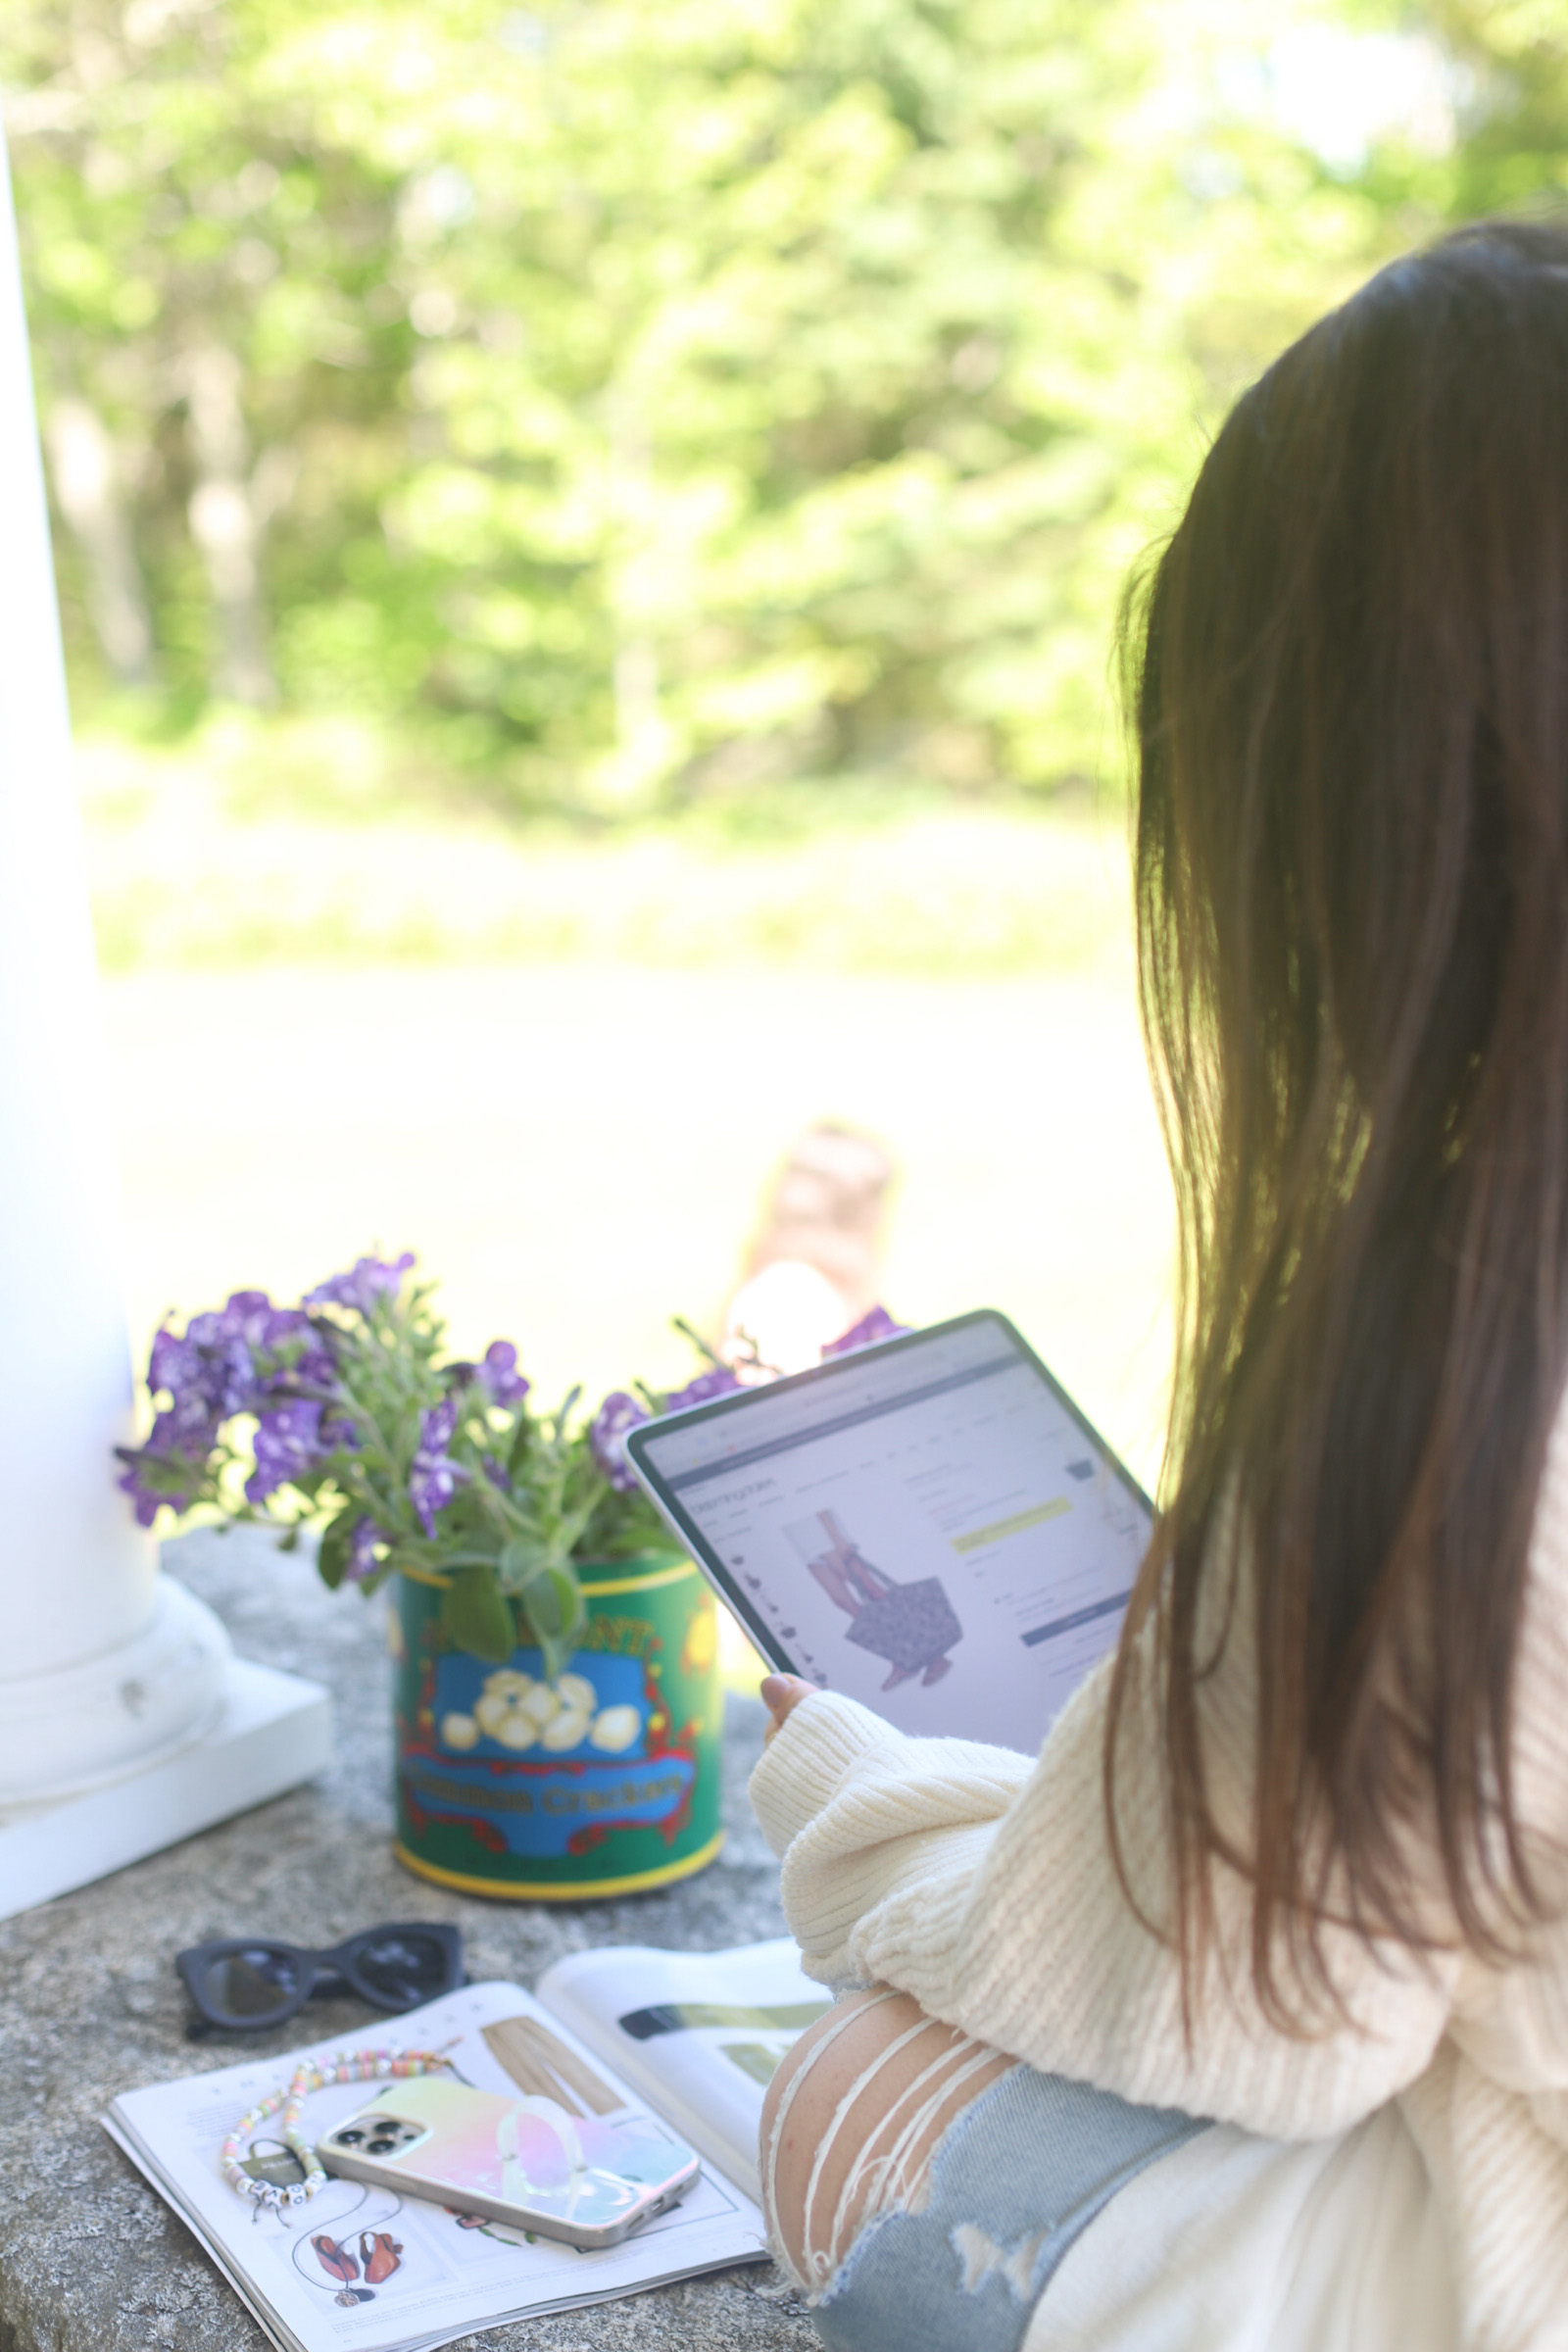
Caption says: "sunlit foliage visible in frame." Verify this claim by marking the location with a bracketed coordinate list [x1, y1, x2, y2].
[4, 0, 1564, 808]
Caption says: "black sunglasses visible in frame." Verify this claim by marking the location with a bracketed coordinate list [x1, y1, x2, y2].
[176, 1923, 465, 2034]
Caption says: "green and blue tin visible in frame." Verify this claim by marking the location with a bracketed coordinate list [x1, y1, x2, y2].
[390, 1551, 724, 1900]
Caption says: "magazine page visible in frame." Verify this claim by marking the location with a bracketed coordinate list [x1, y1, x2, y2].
[536, 1938, 831, 2202]
[103, 1979, 766, 2352]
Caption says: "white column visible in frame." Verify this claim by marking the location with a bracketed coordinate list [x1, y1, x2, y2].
[0, 117, 328, 1891]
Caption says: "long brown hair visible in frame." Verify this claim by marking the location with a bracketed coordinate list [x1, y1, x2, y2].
[1113, 219, 1568, 2020]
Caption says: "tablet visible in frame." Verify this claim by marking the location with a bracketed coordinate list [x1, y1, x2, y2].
[626, 1308, 1153, 1755]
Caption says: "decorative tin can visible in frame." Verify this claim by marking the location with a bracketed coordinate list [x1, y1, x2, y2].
[390, 1551, 724, 1900]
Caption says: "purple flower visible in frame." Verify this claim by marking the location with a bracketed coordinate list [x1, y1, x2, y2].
[346, 1517, 387, 1583]
[422, 1394, 459, 1452]
[306, 1252, 416, 1315]
[181, 1290, 271, 1363]
[245, 1401, 325, 1505]
[409, 1395, 467, 1535]
[124, 1280, 368, 1539]
[144, 1290, 336, 1440]
[153, 1309, 254, 1419]
[447, 1341, 531, 1408]
[481, 1452, 514, 1494]
[116, 1458, 168, 1528]
[115, 1435, 206, 1527]
[148, 1324, 203, 1400]
[662, 1364, 743, 1414]
[409, 1461, 454, 1535]
[125, 1317, 241, 1525]
[155, 1388, 221, 1449]
[820, 1305, 910, 1359]
[119, 1303, 276, 1520]
[478, 1341, 529, 1406]
[257, 1308, 337, 1392]
[589, 1390, 650, 1491]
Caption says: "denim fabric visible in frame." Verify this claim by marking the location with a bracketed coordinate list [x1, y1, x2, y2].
[809, 2067, 1206, 2352]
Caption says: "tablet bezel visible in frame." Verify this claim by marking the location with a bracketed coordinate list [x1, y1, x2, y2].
[625, 1306, 1155, 1682]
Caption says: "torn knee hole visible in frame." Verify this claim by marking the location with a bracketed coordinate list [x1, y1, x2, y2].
[763, 2015, 1011, 2292]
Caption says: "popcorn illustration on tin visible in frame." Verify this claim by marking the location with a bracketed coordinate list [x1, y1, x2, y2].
[408, 1637, 701, 1866]
[439, 1666, 640, 1759]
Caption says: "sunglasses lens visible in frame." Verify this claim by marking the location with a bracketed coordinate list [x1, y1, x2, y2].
[199, 1945, 301, 2022]
[355, 1931, 452, 2009]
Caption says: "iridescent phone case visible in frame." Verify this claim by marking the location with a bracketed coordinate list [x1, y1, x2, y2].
[317, 2075, 702, 2248]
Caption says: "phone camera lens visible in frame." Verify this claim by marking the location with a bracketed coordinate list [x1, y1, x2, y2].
[335, 2130, 364, 2145]
[368, 2138, 396, 2155]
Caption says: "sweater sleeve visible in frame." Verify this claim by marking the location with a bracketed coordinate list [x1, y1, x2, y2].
[750, 1640, 1461, 2142]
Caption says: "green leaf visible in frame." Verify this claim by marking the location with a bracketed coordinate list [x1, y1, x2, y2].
[499, 1534, 551, 1587]
[521, 1562, 585, 1663]
[316, 1505, 357, 1591]
[535, 1629, 571, 1683]
[440, 1567, 516, 1664]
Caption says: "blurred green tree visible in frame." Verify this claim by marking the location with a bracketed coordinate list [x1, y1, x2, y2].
[2, 0, 413, 717]
[3, 0, 1564, 805]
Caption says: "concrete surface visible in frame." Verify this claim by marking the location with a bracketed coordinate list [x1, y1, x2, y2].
[0, 1526, 814, 2351]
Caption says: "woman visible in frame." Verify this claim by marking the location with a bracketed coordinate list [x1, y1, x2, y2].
[749, 219, 1568, 2351]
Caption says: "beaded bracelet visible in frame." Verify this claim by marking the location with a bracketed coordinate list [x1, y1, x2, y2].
[220, 2046, 452, 2216]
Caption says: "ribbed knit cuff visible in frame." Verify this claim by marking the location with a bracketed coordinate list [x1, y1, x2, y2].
[748, 1690, 900, 1857]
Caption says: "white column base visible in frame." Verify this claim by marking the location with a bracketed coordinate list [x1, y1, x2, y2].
[0, 1649, 331, 1922]
[0, 1572, 233, 1804]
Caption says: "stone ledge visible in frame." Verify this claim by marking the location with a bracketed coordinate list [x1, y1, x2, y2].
[0, 1525, 814, 2352]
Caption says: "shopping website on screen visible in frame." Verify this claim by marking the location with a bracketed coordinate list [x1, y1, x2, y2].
[644, 1321, 1151, 1753]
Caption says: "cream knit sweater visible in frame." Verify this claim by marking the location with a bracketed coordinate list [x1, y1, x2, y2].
[749, 1394, 1568, 2350]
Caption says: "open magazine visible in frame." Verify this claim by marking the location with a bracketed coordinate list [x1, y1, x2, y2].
[103, 1939, 829, 2352]
[538, 1936, 830, 2202]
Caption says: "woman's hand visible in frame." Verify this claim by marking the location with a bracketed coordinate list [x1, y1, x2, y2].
[760, 1673, 817, 1744]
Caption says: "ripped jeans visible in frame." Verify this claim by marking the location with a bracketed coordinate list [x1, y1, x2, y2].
[764, 1990, 1205, 2352]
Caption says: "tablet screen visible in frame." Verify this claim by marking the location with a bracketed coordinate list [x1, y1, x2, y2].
[628, 1310, 1152, 1755]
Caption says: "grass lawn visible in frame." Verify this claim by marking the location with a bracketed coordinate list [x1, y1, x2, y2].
[86, 724, 1176, 1679]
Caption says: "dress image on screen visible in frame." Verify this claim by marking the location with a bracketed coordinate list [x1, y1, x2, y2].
[783, 1509, 963, 1690]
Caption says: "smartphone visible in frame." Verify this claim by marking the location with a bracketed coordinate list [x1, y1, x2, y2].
[317, 2075, 703, 2249]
